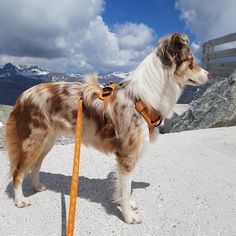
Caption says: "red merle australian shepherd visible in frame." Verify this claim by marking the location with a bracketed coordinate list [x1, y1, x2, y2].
[5, 33, 210, 224]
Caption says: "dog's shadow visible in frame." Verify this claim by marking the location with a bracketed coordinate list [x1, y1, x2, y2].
[6, 171, 150, 235]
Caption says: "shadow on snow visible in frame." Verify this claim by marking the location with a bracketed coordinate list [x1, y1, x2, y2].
[6, 171, 150, 235]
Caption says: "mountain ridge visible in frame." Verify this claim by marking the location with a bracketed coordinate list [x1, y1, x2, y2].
[0, 62, 209, 105]
[0, 63, 130, 105]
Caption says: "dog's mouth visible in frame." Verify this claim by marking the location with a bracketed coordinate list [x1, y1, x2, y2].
[188, 78, 197, 84]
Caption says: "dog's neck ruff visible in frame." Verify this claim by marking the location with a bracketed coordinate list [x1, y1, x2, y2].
[98, 83, 163, 134]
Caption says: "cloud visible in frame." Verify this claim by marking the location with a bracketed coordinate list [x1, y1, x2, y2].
[176, 0, 236, 63]
[176, 0, 236, 41]
[113, 23, 154, 50]
[0, 0, 155, 73]
[0, 0, 104, 58]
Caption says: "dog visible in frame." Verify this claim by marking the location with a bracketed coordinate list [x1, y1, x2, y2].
[5, 33, 210, 224]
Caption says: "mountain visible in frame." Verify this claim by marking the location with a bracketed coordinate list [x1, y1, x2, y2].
[0, 63, 76, 105]
[1, 63, 18, 76]
[0, 74, 46, 105]
[0, 63, 49, 78]
[178, 83, 211, 104]
[0, 62, 210, 106]
[0, 63, 131, 105]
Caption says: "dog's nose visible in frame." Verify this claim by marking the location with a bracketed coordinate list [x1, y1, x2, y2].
[207, 73, 212, 80]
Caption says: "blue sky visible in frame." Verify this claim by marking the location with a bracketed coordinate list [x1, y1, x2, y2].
[103, 0, 193, 40]
[0, 0, 235, 73]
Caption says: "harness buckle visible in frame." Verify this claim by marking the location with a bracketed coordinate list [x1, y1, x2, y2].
[152, 118, 163, 127]
[102, 86, 113, 97]
[99, 83, 117, 100]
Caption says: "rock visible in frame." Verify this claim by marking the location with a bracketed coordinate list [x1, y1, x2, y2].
[160, 104, 191, 133]
[170, 70, 236, 132]
[56, 136, 74, 145]
[0, 127, 4, 150]
[0, 105, 12, 125]
[0, 105, 12, 149]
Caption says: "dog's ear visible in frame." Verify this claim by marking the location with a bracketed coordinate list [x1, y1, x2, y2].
[157, 33, 190, 67]
[156, 38, 174, 67]
[170, 33, 189, 50]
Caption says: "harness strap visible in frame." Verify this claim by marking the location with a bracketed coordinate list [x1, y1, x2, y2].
[135, 101, 163, 134]
[98, 83, 163, 135]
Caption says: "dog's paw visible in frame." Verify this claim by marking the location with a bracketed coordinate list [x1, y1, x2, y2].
[34, 183, 47, 192]
[15, 197, 31, 208]
[130, 199, 138, 211]
[123, 211, 142, 224]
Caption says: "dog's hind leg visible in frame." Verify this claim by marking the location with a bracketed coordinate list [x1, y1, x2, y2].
[13, 170, 30, 208]
[31, 134, 56, 192]
[115, 153, 142, 224]
[13, 134, 46, 208]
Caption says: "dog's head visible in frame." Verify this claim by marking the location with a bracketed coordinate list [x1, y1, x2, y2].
[157, 32, 210, 87]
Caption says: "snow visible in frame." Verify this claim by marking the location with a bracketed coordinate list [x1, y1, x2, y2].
[110, 72, 132, 79]
[19, 69, 49, 76]
[0, 121, 3, 127]
[0, 126, 236, 235]
[17, 65, 49, 76]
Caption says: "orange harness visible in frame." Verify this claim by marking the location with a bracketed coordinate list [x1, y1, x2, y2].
[98, 83, 163, 134]
[135, 101, 163, 134]
[98, 83, 117, 111]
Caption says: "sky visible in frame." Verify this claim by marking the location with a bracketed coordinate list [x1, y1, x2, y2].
[0, 0, 236, 73]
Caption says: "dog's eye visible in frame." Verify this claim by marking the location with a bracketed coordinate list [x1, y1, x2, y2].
[189, 64, 193, 69]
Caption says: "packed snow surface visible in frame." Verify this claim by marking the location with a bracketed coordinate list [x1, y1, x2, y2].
[0, 126, 235, 236]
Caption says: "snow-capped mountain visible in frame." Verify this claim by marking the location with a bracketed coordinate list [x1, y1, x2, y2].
[0, 63, 129, 105]
[101, 71, 132, 84]
[0, 63, 49, 78]
[109, 72, 131, 79]
[0, 62, 134, 82]
[0, 63, 18, 76]
[16, 64, 49, 76]
[0, 63, 130, 83]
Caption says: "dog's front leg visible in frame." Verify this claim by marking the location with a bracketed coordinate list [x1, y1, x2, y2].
[119, 172, 142, 224]
[116, 154, 142, 224]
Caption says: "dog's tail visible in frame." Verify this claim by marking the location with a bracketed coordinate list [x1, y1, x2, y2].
[5, 107, 22, 177]
[82, 74, 103, 103]
[83, 73, 100, 86]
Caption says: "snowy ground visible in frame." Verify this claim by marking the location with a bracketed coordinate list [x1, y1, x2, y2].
[0, 126, 236, 236]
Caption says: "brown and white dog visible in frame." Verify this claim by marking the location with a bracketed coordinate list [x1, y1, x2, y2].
[5, 33, 210, 224]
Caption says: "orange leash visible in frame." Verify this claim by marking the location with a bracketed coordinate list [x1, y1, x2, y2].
[66, 98, 83, 236]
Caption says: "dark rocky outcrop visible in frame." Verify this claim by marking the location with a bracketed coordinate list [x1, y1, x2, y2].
[170, 70, 236, 132]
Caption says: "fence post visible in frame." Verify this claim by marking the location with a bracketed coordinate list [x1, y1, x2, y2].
[201, 32, 236, 78]
[202, 42, 213, 70]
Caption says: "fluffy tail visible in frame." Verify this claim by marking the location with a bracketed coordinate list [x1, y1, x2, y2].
[83, 73, 100, 86]
[5, 112, 21, 177]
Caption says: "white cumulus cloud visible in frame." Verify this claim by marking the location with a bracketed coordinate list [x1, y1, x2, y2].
[176, 0, 236, 63]
[114, 23, 154, 50]
[176, 0, 236, 41]
[0, 0, 155, 73]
